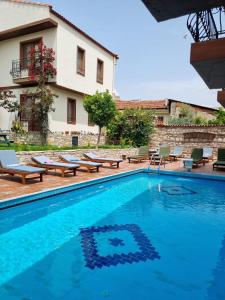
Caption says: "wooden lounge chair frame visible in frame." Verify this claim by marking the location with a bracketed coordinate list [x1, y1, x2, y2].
[60, 156, 101, 173]
[0, 167, 44, 184]
[191, 148, 205, 167]
[83, 154, 122, 168]
[31, 158, 79, 177]
[128, 146, 149, 163]
[213, 148, 225, 170]
[169, 146, 184, 161]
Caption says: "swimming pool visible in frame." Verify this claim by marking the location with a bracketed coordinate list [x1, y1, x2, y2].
[0, 171, 225, 300]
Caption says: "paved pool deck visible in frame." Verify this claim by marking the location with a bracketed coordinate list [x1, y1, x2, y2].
[0, 160, 224, 201]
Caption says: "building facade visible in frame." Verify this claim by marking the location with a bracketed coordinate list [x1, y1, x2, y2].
[116, 99, 217, 125]
[0, 0, 118, 136]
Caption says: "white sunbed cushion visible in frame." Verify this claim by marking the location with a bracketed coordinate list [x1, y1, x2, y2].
[84, 152, 97, 159]
[0, 150, 19, 168]
[62, 155, 79, 162]
[33, 156, 53, 164]
[95, 157, 123, 162]
[6, 165, 45, 173]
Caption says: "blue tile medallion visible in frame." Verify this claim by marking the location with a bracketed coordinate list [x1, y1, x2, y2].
[108, 238, 125, 247]
[161, 185, 196, 196]
[80, 224, 160, 269]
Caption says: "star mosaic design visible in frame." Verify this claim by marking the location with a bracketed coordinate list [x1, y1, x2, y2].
[80, 224, 160, 269]
[160, 185, 196, 196]
[108, 238, 125, 247]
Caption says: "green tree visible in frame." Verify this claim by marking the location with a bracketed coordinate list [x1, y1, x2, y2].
[194, 115, 208, 125]
[208, 107, 225, 125]
[168, 104, 195, 125]
[107, 108, 154, 147]
[0, 90, 25, 134]
[83, 91, 116, 146]
[28, 42, 57, 145]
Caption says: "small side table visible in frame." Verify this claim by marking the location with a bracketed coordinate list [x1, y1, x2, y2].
[182, 158, 193, 172]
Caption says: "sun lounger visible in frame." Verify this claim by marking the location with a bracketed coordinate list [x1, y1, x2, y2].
[60, 154, 102, 172]
[203, 147, 213, 162]
[169, 146, 184, 161]
[213, 148, 225, 170]
[32, 155, 79, 177]
[150, 146, 170, 166]
[128, 146, 149, 163]
[83, 152, 123, 168]
[191, 148, 205, 167]
[0, 150, 45, 184]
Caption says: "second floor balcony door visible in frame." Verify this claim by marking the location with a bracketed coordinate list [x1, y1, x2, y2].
[20, 38, 41, 78]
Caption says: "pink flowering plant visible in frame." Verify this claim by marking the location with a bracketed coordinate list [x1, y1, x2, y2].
[28, 42, 57, 82]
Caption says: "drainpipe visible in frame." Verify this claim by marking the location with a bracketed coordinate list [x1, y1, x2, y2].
[112, 57, 117, 96]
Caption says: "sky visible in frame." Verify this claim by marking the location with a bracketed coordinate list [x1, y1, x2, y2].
[38, 0, 219, 108]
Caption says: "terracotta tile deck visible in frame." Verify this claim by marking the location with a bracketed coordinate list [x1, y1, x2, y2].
[0, 160, 225, 202]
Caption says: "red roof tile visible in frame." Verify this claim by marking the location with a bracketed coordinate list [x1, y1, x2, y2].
[116, 100, 168, 110]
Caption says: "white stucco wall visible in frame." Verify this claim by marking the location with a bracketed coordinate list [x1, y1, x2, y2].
[0, 1, 50, 31]
[0, 1, 116, 133]
[0, 86, 98, 133]
[51, 13, 116, 95]
[49, 86, 98, 133]
[0, 28, 57, 87]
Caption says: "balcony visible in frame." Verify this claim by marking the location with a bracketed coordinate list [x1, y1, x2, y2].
[189, 8, 225, 89]
[11, 57, 56, 85]
[11, 58, 39, 85]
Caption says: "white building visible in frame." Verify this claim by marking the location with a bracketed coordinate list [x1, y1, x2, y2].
[0, 0, 118, 136]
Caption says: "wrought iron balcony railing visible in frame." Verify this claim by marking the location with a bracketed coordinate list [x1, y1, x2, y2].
[10, 58, 41, 80]
[187, 6, 225, 42]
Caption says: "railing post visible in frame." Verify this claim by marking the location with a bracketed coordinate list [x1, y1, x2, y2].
[196, 12, 200, 42]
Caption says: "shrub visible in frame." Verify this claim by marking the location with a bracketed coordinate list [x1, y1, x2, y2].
[107, 108, 154, 147]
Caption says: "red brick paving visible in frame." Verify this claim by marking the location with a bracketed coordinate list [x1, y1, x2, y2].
[0, 160, 224, 202]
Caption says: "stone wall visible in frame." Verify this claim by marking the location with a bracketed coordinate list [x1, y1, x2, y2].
[150, 125, 225, 158]
[16, 148, 138, 163]
[8, 131, 105, 147]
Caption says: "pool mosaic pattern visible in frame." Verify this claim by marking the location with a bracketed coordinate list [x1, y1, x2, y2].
[80, 224, 160, 269]
[160, 185, 197, 196]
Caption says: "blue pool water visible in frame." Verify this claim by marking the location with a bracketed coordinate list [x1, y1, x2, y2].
[0, 172, 225, 300]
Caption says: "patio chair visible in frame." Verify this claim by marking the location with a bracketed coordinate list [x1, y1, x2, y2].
[83, 152, 123, 168]
[127, 146, 149, 163]
[213, 148, 225, 170]
[0, 150, 45, 184]
[60, 154, 102, 172]
[203, 147, 213, 162]
[32, 155, 79, 177]
[169, 146, 184, 161]
[150, 146, 170, 166]
[191, 148, 205, 167]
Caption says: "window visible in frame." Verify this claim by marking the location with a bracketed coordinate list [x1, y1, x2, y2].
[67, 98, 76, 124]
[20, 94, 39, 131]
[77, 46, 85, 76]
[20, 38, 42, 72]
[96, 58, 104, 84]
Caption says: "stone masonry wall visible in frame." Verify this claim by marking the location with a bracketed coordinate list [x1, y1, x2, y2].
[150, 125, 225, 159]
[8, 131, 105, 147]
[16, 148, 138, 163]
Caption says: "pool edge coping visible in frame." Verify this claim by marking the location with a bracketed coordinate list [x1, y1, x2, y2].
[0, 168, 145, 209]
[1, 168, 225, 209]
